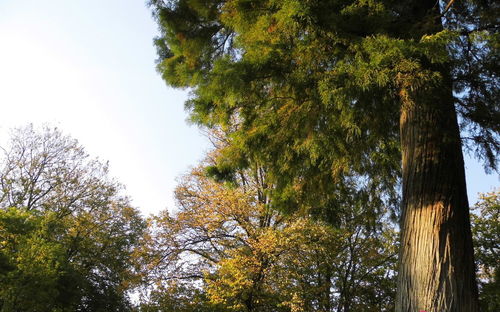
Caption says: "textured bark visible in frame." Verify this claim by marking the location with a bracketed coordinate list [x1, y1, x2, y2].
[394, 1, 481, 310]
[395, 81, 480, 311]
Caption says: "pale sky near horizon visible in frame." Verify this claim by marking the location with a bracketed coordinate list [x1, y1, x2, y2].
[0, 0, 497, 216]
[0, 0, 211, 215]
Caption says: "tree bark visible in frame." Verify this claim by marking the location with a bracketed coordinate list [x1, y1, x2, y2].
[394, 1, 481, 310]
[395, 76, 480, 311]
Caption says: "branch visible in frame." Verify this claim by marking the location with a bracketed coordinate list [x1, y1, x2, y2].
[441, 0, 455, 16]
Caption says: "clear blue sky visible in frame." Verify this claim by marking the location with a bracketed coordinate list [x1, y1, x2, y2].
[0, 0, 497, 215]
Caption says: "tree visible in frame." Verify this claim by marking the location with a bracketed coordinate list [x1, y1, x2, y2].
[0, 208, 69, 312]
[138, 133, 398, 311]
[139, 160, 287, 311]
[148, 0, 498, 310]
[471, 190, 500, 312]
[137, 283, 221, 312]
[0, 125, 145, 311]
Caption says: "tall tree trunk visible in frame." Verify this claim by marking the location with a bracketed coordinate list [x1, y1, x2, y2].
[396, 75, 480, 311]
[395, 1, 480, 310]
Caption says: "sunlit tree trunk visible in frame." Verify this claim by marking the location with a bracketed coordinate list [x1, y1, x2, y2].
[394, 1, 481, 309]
[396, 76, 480, 311]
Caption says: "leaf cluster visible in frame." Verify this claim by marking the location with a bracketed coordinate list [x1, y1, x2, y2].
[472, 190, 500, 312]
[0, 125, 146, 312]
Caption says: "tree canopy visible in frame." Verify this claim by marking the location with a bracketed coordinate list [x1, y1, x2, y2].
[0, 125, 146, 312]
[149, 0, 498, 208]
[472, 190, 500, 312]
[148, 0, 498, 310]
[137, 131, 398, 311]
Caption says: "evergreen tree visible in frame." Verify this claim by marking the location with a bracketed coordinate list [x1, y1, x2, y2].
[148, 1, 499, 311]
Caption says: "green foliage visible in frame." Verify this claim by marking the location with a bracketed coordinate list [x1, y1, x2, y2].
[138, 132, 397, 311]
[137, 282, 226, 312]
[148, 4, 498, 308]
[0, 208, 68, 312]
[0, 125, 146, 312]
[472, 190, 500, 312]
[149, 0, 499, 220]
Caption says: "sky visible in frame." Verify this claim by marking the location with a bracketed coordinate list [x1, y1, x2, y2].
[0, 0, 211, 215]
[0, 0, 497, 215]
